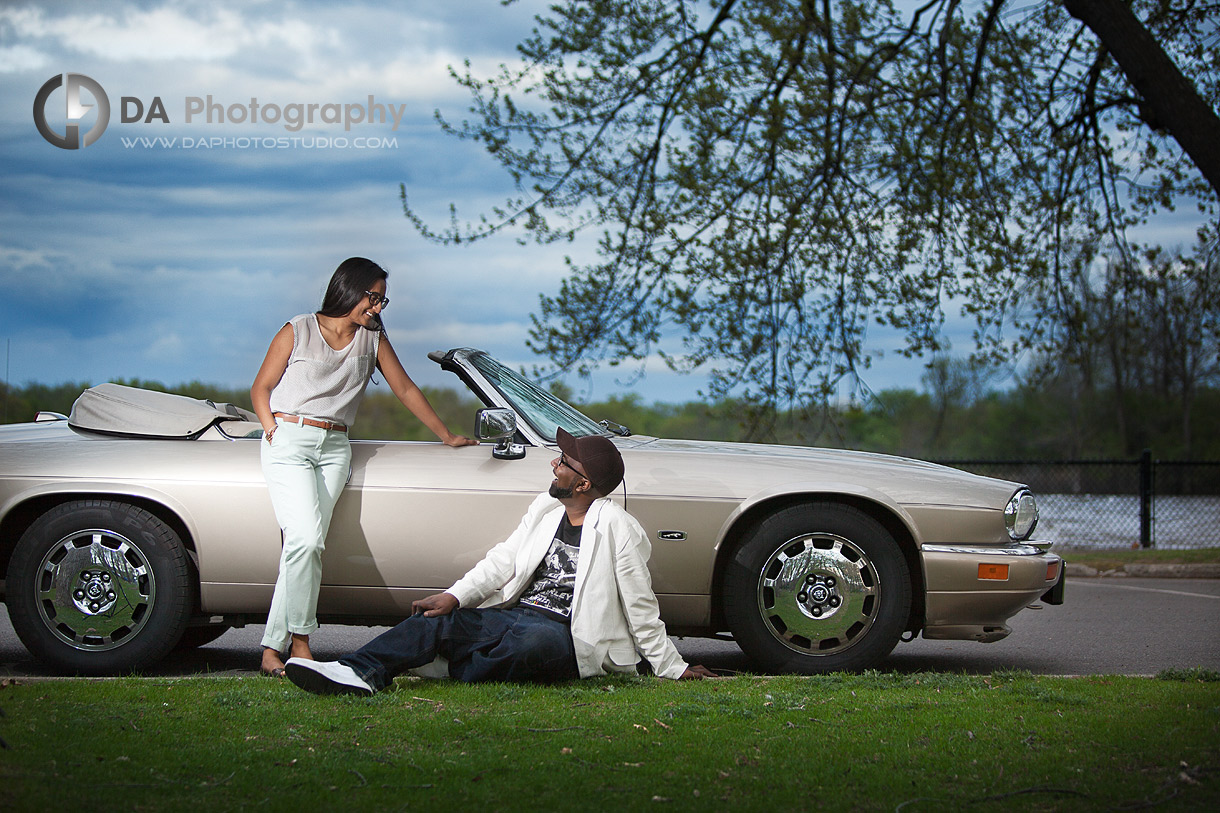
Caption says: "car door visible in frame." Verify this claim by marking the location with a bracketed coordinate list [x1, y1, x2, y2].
[315, 438, 555, 615]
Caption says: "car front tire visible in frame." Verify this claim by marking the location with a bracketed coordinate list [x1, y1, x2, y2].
[8, 499, 192, 675]
[723, 502, 912, 673]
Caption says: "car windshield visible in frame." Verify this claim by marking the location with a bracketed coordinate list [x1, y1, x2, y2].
[467, 352, 606, 442]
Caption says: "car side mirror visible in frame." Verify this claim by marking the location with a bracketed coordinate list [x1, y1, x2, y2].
[475, 407, 526, 460]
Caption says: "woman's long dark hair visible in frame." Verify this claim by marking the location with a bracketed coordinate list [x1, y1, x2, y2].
[317, 257, 388, 321]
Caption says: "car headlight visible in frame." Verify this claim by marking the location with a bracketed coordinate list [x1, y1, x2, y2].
[1004, 489, 1039, 540]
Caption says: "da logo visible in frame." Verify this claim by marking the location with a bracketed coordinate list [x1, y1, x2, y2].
[34, 73, 111, 149]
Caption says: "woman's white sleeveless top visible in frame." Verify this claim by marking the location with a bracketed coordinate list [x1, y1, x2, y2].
[268, 313, 380, 426]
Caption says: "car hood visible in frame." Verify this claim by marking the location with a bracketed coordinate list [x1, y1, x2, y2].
[618, 436, 1020, 508]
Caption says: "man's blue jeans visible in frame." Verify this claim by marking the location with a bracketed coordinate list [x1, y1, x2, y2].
[341, 606, 579, 690]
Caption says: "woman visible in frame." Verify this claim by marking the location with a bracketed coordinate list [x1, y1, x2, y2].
[251, 257, 476, 677]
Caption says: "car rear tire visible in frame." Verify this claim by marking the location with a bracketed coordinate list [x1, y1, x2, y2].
[723, 502, 911, 673]
[8, 499, 193, 675]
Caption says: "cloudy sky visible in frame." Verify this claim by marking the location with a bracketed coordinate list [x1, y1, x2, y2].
[0, 1, 1205, 411]
[2, 1, 598, 397]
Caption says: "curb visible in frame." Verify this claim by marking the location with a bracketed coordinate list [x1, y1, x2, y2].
[1065, 562, 1220, 579]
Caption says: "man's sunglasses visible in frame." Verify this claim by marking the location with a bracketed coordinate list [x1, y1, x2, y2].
[557, 454, 588, 481]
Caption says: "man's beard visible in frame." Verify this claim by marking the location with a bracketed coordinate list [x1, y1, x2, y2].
[549, 481, 575, 499]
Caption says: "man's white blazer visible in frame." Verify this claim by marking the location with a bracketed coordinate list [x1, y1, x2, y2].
[447, 493, 688, 679]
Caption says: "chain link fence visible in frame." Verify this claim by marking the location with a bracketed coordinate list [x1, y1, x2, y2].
[933, 453, 1220, 550]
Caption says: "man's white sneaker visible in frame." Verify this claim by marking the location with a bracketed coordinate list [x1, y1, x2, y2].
[285, 658, 374, 696]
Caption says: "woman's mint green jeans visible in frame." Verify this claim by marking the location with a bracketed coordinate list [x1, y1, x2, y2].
[259, 417, 351, 652]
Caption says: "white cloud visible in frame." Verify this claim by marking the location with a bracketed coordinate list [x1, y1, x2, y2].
[0, 245, 55, 270]
[2, 5, 330, 64]
[0, 43, 48, 73]
[1, 1, 530, 114]
[143, 331, 187, 362]
[394, 319, 533, 347]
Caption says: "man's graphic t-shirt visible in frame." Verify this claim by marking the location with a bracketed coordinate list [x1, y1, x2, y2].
[518, 514, 582, 622]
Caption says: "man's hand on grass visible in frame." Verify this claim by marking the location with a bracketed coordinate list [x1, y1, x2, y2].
[679, 664, 718, 680]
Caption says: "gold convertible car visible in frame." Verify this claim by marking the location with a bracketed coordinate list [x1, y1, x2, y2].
[0, 348, 1063, 675]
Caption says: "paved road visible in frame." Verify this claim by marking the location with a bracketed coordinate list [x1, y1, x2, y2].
[1, 578, 1217, 677]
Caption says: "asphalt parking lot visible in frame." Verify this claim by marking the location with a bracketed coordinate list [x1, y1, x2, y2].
[2, 576, 1217, 678]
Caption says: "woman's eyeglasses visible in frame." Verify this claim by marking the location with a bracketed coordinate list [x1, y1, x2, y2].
[365, 291, 389, 308]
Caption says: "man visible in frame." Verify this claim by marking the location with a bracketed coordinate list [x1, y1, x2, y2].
[286, 428, 715, 695]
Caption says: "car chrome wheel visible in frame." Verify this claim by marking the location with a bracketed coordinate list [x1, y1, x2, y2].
[757, 532, 880, 656]
[724, 502, 912, 673]
[34, 528, 157, 651]
[8, 500, 193, 675]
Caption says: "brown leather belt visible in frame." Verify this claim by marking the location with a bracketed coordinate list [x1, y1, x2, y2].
[273, 413, 348, 433]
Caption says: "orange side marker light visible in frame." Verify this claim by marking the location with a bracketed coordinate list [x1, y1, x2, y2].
[978, 563, 1009, 581]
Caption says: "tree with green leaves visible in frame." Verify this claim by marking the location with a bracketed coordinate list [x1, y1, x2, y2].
[1032, 230, 1220, 456]
[403, 0, 1218, 437]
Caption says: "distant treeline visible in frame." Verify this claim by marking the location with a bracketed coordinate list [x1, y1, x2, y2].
[4, 376, 1217, 460]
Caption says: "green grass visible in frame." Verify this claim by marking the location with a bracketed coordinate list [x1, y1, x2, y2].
[1059, 546, 1220, 571]
[3, 670, 1218, 811]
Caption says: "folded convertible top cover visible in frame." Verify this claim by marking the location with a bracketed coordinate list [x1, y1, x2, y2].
[69, 383, 256, 439]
